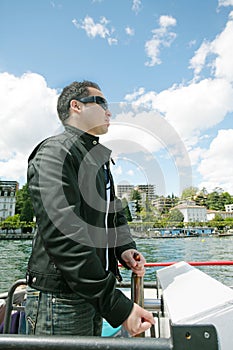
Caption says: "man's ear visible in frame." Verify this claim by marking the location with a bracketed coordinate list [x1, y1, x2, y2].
[70, 99, 81, 112]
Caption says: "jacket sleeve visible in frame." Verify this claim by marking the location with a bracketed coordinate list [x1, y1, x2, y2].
[28, 139, 133, 327]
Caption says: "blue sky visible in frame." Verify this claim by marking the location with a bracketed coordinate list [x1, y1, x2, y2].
[0, 0, 233, 196]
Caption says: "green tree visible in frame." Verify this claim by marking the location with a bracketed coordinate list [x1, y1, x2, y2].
[130, 189, 142, 213]
[193, 188, 208, 206]
[16, 183, 34, 222]
[206, 190, 220, 210]
[221, 192, 233, 206]
[181, 186, 199, 200]
[121, 198, 132, 222]
[157, 195, 178, 215]
[205, 188, 233, 211]
[2, 214, 21, 233]
[214, 214, 224, 221]
[167, 209, 184, 223]
[140, 198, 155, 222]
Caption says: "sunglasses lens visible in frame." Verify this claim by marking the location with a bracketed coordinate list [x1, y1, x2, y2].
[96, 96, 108, 110]
[76, 96, 108, 111]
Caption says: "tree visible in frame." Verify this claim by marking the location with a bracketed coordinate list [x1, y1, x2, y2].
[16, 183, 34, 222]
[206, 191, 220, 210]
[205, 189, 232, 211]
[156, 195, 178, 215]
[121, 198, 132, 222]
[130, 189, 142, 213]
[167, 209, 184, 223]
[214, 214, 224, 221]
[1, 214, 21, 233]
[181, 186, 198, 200]
[221, 192, 233, 206]
[193, 188, 208, 207]
[140, 198, 155, 222]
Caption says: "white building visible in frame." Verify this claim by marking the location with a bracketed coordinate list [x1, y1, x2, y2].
[117, 184, 156, 202]
[225, 204, 233, 212]
[116, 184, 134, 200]
[128, 200, 137, 220]
[0, 181, 18, 220]
[137, 185, 156, 202]
[207, 209, 233, 221]
[174, 201, 207, 222]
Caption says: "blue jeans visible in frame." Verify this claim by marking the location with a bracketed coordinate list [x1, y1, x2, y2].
[24, 287, 102, 336]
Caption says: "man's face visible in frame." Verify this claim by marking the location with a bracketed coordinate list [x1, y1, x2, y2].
[80, 87, 111, 136]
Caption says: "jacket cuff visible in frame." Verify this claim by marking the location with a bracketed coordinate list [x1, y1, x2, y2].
[103, 289, 134, 328]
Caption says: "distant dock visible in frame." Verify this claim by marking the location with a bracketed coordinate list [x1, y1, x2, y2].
[0, 233, 34, 240]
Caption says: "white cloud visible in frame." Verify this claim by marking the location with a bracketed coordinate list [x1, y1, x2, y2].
[127, 169, 134, 176]
[145, 38, 162, 66]
[72, 16, 110, 38]
[153, 78, 233, 144]
[102, 107, 192, 194]
[132, 14, 233, 146]
[189, 13, 233, 82]
[50, 1, 62, 9]
[122, 79, 233, 174]
[0, 72, 60, 185]
[145, 15, 177, 67]
[72, 16, 117, 45]
[124, 87, 145, 102]
[188, 147, 205, 166]
[108, 37, 118, 45]
[218, 0, 233, 7]
[119, 12, 233, 194]
[125, 26, 135, 36]
[113, 165, 122, 176]
[189, 40, 213, 78]
[159, 15, 176, 28]
[198, 129, 233, 193]
[188, 39, 197, 48]
[132, 0, 142, 14]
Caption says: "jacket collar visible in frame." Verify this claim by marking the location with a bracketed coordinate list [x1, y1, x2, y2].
[64, 125, 99, 144]
[64, 125, 112, 162]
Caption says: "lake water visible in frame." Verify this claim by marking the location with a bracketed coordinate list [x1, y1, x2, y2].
[0, 236, 233, 293]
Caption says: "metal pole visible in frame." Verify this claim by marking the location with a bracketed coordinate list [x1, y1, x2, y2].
[3, 279, 27, 334]
[0, 335, 173, 350]
[131, 273, 144, 308]
[131, 253, 145, 338]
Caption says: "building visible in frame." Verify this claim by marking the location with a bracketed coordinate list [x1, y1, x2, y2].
[225, 204, 233, 212]
[207, 209, 233, 221]
[128, 200, 137, 220]
[137, 185, 156, 202]
[0, 181, 18, 220]
[174, 201, 207, 222]
[116, 184, 156, 202]
[116, 184, 134, 200]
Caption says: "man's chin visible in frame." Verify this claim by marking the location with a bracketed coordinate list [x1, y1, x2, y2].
[97, 125, 109, 135]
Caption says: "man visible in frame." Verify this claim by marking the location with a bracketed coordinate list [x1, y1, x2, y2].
[25, 80, 154, 336]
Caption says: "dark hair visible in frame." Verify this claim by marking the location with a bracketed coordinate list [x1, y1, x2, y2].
[57, 80, 101, 123]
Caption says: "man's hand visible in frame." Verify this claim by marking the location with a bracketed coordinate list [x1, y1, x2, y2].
[122, 303, 155, 336]
[121, 249, 146, 277]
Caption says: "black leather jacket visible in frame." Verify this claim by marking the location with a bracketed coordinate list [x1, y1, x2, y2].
[26, 125, 136, 327]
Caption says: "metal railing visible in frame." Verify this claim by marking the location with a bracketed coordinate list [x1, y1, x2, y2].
[0, 334, 172, 350]
[3, 279, 27, 334]
[1, 261, 227, 349]
[0, 324, 219, 350]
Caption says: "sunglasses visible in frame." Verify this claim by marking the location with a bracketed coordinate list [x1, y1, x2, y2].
[75, 95, 109, 111]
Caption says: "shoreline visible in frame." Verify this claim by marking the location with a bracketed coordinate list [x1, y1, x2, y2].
[0, 233, 34, 240]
